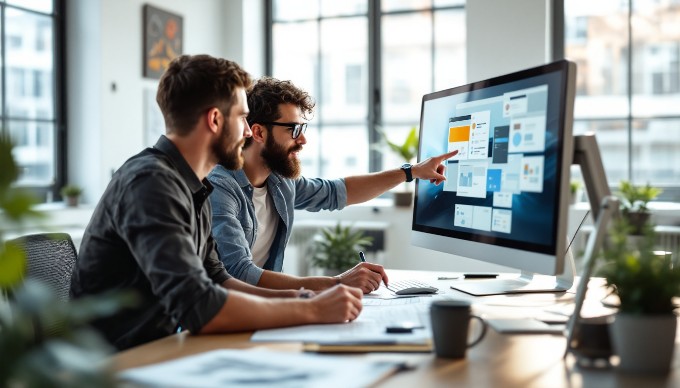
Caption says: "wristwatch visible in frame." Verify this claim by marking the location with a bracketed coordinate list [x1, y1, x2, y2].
[400, 163, 413, 182]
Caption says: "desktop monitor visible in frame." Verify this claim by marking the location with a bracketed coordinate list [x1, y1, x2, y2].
[412, 60, 577, 296]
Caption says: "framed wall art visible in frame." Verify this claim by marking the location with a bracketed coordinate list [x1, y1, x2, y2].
[143, 4, 183, 79]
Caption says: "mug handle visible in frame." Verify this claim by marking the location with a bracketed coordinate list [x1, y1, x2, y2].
[467, 315, 487, 348]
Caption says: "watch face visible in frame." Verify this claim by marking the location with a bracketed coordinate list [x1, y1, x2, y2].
[402, 163, 412, 169]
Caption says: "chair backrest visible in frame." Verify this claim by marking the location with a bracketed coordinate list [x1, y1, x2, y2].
[9, 232, 77, 302]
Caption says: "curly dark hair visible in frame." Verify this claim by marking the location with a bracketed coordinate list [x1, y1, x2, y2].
[245, 77, 315, 148]
[156, 54, 252, 136]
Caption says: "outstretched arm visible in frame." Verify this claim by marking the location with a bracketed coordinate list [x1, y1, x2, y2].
[199, 284, 363, 333]
[344, 150, 457, 205]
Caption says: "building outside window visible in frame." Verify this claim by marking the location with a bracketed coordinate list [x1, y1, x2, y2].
[565, 0, 680, 200]
[1, 0, 64, 199]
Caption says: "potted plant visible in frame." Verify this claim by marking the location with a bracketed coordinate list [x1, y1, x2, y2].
[310, 223, 373, 276]
[596, 217, 680, 374]
[61, 184, 83, 207]
[570, 179, 582, 205]
[376, 126, 419, 207]
[616, 180, 662, 235]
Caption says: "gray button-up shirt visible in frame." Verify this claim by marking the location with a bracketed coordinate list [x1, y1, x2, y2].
[71, 136, 231, 350]
[207, 166, 347, 285]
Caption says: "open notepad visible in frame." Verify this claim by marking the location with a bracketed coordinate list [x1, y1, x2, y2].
[251, 297, 433, 352]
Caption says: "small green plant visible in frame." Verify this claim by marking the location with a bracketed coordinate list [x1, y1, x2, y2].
[310, 223, 373, 272]
[596, 217, 680, 315]
[60, 184, 83, 198]
[570, 180, 581, 195]
[377, 126, 419, 163]
[617, 180, 662, 213]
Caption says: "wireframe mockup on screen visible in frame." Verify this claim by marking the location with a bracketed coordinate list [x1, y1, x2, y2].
[412, 60, 577, 296]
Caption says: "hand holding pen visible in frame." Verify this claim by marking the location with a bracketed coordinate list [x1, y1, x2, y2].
[332, 251, 389, 294]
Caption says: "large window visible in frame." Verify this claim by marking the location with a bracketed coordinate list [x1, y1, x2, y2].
[269, 0, 466, 178]
[565, 0, 680, 200]
[1, 0, 64, 199]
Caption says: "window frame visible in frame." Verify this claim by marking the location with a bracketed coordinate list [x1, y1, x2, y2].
[265, 0, 466, 176]
[0, 0, 66, 202]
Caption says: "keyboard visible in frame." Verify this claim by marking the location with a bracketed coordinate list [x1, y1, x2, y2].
[386, 279, 439, 295]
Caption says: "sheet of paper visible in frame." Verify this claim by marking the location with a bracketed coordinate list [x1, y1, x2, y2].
[251, 303, 432, 345]
[119, 349, 401, 388]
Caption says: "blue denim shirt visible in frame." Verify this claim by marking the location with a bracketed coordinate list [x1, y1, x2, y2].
[207, 166, 347, 285]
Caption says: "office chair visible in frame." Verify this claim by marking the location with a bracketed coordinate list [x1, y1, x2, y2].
[9, 232, 77, 303]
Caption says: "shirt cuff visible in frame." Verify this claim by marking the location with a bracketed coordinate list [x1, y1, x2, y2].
[180, 286, 228, 334]
[244, 264, 265, 286]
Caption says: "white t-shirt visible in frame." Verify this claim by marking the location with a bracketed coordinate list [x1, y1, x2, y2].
[250, 185, 279, 268]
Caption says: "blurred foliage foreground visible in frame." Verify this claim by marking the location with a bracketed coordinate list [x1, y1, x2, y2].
[1, 134, 135, 387]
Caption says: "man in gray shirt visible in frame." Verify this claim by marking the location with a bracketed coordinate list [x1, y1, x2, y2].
[70, 56, 362, 351]
[208, 77, 456, 294]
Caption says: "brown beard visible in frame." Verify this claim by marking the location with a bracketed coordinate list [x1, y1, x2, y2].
[212, 120, 244, 170]
[261, 132, 301, 178]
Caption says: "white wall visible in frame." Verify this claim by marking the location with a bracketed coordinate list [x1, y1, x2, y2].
[466, 0, 552, 83]
[67, 0, 264, 204]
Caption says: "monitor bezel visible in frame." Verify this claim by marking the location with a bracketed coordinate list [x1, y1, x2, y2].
[411, 60, 576, 276]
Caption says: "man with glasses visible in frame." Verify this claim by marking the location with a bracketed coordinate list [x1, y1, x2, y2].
[208, 77, 456, 294]
[71, 58, 362, 351]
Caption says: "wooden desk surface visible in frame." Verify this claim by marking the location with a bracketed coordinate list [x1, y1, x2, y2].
[112, 271, 680, 387]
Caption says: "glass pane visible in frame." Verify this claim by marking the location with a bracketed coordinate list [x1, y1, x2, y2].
[318, 125, 368, 178]
[434, 9, 466, 90]
[382, 12, 432, 124]
[630, 2, 680, 117]
[320, 17, 368, 123]
[273, 0, 319, 21]
[433, 0, 465, 6]
[10, 120, 55, 185]
[320, 0, 366, 17]
[272, 21, 318, 99]
[6, 8, 54, 119]
[378, 124, 416, 169]
[382, 0, 432, 12]
[299, 120, 321, 177]
[573, 119, 628, 185]
[632, 118, 680, 186]
[7, 0, 53, 14]
[564, 0, 628, 118]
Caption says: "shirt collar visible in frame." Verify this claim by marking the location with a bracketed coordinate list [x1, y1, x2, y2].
[153, 135, 212, 197]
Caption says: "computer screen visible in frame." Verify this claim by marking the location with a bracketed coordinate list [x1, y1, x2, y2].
[411, 60, 576, 295]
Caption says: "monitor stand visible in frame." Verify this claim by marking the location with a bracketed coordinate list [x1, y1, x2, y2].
[450, 249, 575, 296]
[451, 134, 611, 297]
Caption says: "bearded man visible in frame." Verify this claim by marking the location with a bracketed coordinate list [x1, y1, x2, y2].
[71, 58, 364, 351]
[207, 77, 456, 294]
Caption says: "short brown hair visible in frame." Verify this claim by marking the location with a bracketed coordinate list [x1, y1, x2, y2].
[156, 54, 252, 136]
[245, 77, 315, 147]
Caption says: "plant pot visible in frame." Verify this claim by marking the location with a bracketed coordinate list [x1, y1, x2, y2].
[66, 196, 79, 207]
[623, 211, 650, 235]
[609, 313, 677, 374]
[393, 191, 413, 207]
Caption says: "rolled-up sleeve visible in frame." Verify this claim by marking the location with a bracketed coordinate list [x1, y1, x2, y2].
[116, 173, 228, 334]
[293, 177, 347, 211]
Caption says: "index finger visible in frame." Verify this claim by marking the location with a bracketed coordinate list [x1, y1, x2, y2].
[434, 150, 458, 161]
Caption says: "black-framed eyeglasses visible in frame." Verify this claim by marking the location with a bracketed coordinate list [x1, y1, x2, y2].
[261, 122, 307, 139]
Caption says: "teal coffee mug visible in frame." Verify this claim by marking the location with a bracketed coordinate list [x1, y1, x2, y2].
[430, 300, 487, 358]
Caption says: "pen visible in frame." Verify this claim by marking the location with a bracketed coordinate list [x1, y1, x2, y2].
[358, 251, 366, 262]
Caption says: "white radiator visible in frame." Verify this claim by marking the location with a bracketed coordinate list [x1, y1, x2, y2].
[574, 225, 680, 263]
